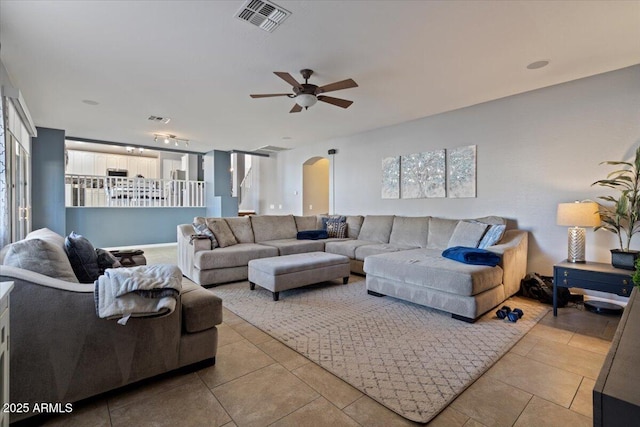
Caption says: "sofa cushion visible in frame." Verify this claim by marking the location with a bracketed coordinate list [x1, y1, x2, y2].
[258, 239, 325, 256]
[205, 218, 237, 248]
[251, 215, 297, 242]
[294, 216, 318, 231]
[64, 231, 101, 283]
[194, 243, 278, 270]
[180, 282, 223, 333]
[426, 217, 459, 249]
[346, 215, 364, 239]
[354, 243, 417, 261]
[389, 216, 430, 248]
[447, 221, 489, 248]
[2, 230, 79, 282]
[325, 239, 377, 259]
[358, 215, 395, 243]
[363, 248, 503, 296]
[225, 217, 255, 243]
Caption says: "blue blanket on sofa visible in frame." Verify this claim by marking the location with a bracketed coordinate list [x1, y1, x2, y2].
[297, 230, 329, 240]
[442, 246, 501, 266]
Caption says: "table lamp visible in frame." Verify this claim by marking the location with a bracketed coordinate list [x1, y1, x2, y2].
[557, 201, 601, 263]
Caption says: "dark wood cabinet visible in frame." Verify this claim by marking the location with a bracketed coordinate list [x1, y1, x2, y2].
[552, 261, 632, 316]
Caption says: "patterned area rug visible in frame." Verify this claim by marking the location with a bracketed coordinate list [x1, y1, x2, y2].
[210, 277, 549, 423]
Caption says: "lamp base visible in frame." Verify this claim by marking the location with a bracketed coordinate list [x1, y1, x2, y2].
[567, 227, 586, 263]
[584, 300, 624, 316]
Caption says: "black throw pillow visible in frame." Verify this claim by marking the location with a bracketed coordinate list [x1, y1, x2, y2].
[64, 231, 101, 283]
[95, 248, 121, 274]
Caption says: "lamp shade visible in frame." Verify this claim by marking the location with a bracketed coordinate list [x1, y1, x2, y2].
[296, 94, 317, 108]
[556, 201, 601, 227]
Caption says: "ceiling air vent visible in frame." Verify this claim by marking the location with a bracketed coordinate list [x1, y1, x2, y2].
[235, 0, 291, 33]
[148, 115, 171, 124]
[251, 145, 291, 156]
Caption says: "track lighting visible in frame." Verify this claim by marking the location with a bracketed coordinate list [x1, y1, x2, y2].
[153, 133, 190, 148]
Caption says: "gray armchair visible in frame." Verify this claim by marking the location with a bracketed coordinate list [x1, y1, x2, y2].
[0, 230, 222, 422]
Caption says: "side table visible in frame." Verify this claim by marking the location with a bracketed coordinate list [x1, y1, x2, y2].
[553, 261, 632, 316]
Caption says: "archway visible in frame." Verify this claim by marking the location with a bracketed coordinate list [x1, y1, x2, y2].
[302, 157, 329, 216]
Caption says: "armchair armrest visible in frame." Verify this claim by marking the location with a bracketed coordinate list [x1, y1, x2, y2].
[488, 230, 528, 297]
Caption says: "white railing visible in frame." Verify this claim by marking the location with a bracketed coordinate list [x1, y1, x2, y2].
[65, 174, 205, 207]
[239, 166, 258, 212]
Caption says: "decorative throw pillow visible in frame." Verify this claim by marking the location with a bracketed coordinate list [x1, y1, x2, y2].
[95, 248, 121, 273]
[447, 221, 489, 248]
[192, 222, 219, 248]
[327, 221, 348, 238]
[64, 232, 101, 283]
[321, 215, 346, 230]
[205, 218, 237, 248]
[478, 224, 507, 248]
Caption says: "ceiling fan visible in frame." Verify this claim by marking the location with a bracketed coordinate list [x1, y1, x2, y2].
[250, 69, 358, 113]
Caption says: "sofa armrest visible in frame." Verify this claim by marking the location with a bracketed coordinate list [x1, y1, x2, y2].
[177, 224, 211, 281]
[488, 230, 528, 297]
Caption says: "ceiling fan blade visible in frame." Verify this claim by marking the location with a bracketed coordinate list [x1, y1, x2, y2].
[290, 103, 303, 113]
[316, 78, 358, 94]
[274, 72, 303, 90]
[317, 95, 353, 109]
[250, 93, 291, 98]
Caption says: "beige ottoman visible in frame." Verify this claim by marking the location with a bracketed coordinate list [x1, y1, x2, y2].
[248, 252, 350, 301]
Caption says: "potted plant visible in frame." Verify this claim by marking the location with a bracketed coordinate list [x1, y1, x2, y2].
[592, 146, 640, 270]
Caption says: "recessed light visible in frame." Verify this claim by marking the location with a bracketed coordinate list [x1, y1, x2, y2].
[82, 99, 99, 105]
[527, 60, 550, 70]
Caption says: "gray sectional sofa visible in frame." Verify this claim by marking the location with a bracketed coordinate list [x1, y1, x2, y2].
[177, 214, 528, 321]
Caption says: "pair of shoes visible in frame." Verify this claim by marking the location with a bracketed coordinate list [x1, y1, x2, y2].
[496, 306, 524, 322]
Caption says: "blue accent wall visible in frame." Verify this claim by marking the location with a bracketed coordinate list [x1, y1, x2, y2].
[204, 150, 237, 217]
[66, 207, 206, 248]
[31, 127, 66, 235]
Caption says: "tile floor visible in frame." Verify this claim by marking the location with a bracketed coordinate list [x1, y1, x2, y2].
[24, 244, 620, 427]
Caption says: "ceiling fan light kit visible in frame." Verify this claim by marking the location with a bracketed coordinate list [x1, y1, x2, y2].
[250, 68, 358, 113]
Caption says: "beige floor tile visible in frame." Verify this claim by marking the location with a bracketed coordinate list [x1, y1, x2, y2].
[428, 406, 470, 427]
[212, 364, 319, 427]
[257, 338, 311, 371]
[198, 340, 275, 388]
[270, 397, 360, 427]
[221, 306, 245, 326]
[107, 371, 198, 410]
[602, 321, 619, 341]
[570, 377, 595, 418]
[514, 396, 591, 427]
[230, 321, 273, 345]
[40, 397, 110, 427]
[109, 376, 231, 427]
[342, 395, 420, 427]
[509, 335, 540, 357]
[568, 333, 612, 355]
[527, 323, 574, 344]
[463, 419, 488, 427]
[525, 338, 605, 380]
[292, 361, 363, 409]
[486, 353, 582, 408]
[451, 376, 532, 427]
[217, 323, 247, 347]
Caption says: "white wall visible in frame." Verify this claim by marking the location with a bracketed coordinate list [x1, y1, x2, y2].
[259, 65, 640, 278]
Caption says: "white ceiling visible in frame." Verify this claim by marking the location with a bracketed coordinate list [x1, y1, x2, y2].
[1, 1, 639, 154]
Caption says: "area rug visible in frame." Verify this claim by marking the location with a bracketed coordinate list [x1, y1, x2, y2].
[209, 277, 549, 423]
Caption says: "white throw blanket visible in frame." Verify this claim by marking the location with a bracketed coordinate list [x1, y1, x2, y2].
[95, 264, 182, 324]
